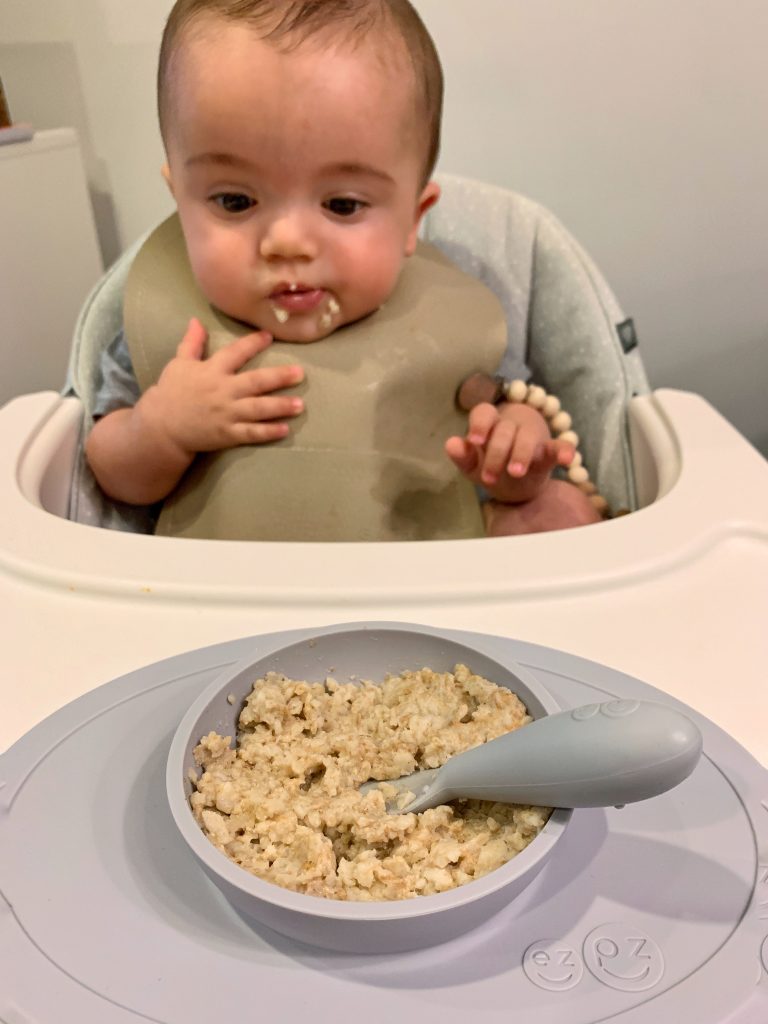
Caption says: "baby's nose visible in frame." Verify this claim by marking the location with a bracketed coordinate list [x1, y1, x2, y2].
[259, 211, 318, 261]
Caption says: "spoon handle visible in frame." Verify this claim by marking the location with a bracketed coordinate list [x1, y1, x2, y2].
[412, 700, 702, 812]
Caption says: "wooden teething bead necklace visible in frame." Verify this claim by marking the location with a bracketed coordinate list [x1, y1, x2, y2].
[456, 373, 610, 517]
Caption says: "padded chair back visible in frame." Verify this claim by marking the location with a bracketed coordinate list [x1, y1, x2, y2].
[422, 174, 649, 512]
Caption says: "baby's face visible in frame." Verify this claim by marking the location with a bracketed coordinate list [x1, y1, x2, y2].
[162, 22, 439, 343]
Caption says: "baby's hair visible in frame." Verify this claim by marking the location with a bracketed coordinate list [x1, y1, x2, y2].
[157, 0, 443, 182]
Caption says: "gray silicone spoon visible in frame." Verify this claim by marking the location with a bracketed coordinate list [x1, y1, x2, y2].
[361, 699, 703, 813]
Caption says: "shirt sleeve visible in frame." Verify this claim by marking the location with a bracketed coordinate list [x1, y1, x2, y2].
[496, 339, 531, 384]
[91, 328, 141, 418]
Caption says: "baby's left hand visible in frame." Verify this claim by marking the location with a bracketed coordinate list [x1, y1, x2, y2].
[446, 401, 575, 504]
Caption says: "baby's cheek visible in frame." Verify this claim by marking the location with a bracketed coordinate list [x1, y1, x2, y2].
[355, 259, 403, 312]
[190, 250, 242, 308]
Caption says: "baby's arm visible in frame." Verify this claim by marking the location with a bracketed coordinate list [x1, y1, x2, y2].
[86, 318, 304, 505]
[445, 400, 575, 504]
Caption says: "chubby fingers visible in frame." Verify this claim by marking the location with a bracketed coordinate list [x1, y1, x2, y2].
[213, 330, 275, 372]
[445, 435, 480, 476]
[175, 317, 208, 360]
[465, 402, 500, 447]
[504, 425, 542, 478]
[230, 363, 306, 444]
[472, 416, 528, 484]
[234, 393, 304, 425]
[233, 362, 304, 398]
[228, 418, 296, 445]
[551, 438, 576, 467]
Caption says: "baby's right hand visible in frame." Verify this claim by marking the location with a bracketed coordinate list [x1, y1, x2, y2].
[144, 318, 304, 455]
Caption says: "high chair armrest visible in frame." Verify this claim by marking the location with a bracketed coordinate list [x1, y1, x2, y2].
[628, 393, 682, 507]
[7, 391, 83, 518]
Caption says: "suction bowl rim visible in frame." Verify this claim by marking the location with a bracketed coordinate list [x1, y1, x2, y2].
[166, 623, 572, 926]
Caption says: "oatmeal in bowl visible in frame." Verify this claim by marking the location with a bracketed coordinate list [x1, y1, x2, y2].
[167, 623, 570, 952]
[191, 664, 551, 901]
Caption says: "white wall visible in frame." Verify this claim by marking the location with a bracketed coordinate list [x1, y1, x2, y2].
[2, 0, 766, 452]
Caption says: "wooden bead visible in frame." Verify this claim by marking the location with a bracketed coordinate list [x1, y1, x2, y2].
[558, 430, 579, 447]
[506, 379, 529, 403]
[590, 494, 609, 514]
[542, 394, 561, 418]
[550, 410, 572, 433]
[578, 480, 597, 495]
[568, 465, 589, 484]
[526, 385, 547, 409]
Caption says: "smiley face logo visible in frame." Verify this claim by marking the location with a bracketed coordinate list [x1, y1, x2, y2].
[583, 924, 665, 992]
[523, 940, 583, 991]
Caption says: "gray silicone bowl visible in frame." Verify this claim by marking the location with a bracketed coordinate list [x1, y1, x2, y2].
[166, 623, 571, 953]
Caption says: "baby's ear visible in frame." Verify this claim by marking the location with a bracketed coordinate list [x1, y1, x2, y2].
[161, 163, 175, 197]
[405, 180, 441, 256]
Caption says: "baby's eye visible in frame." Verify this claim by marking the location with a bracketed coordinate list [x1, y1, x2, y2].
[324, 197, 367, 217]
[212, 192, 256, 214]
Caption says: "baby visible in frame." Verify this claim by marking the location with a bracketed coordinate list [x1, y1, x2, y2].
[85, 0, 600, 540]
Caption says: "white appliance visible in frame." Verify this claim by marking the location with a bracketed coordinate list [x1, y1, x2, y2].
[0, 127, 103, 406]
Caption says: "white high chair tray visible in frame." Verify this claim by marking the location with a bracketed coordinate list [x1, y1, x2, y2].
[2, 388, 768, 767]
[1, 624, 767, 1024]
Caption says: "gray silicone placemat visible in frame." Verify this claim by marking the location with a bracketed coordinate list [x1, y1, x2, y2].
[1, 622, 767, 1023]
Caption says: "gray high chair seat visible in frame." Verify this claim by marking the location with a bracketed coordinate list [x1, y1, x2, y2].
[64, 172, 649, 533]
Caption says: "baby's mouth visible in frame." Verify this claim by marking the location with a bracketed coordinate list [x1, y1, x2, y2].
[269, 285, 326, 315]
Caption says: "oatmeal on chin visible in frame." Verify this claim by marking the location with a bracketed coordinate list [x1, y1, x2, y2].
[190, 665, 551, 901]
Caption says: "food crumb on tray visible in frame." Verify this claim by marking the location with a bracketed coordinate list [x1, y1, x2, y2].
[190, 665, 551, 901]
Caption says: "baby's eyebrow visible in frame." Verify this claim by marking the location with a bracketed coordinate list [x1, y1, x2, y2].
[183, 153, 395, 186]
[322, 162, 394, 185]
[185, 152, 255, 170]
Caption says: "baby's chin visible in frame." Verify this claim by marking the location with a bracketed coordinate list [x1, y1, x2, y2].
[268, 321, 339, 344]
